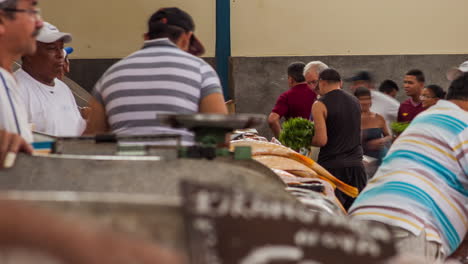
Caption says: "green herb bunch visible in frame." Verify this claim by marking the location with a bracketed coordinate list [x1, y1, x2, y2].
[390, 122, 410, 134]
[279, 117, 315, 151]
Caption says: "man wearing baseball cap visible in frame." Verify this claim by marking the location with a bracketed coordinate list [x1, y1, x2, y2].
[85, 7, 227, 145]
[446, 60, 468, 81]
[0, 0, 42, 168]
[15, 21, 86, 137]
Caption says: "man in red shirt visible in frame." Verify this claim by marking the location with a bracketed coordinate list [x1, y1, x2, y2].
[268, 62, 317, 138]
[397, 69, 426, 122]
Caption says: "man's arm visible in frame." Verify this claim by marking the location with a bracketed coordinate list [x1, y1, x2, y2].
[198, 61, 228, 115]
[311, 101, 328, 147]
[269, 93, 289, 138]
[0, 199, 185, 264]
[199, 93, 228, 114]
[0, 130, 33, 168]
[82, 98, 110, 135]
[268, 112, 282, 139]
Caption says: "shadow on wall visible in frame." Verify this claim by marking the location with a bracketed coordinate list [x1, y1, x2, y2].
[232, 54, 468, 139]
[68, 59, 120, 93]
[68, 58, 217, 93]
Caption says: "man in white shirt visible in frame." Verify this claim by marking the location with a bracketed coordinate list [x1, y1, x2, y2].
[16, 21, 85, 137]
[346, 71, 399, 131]
[0, 0, 43, 167]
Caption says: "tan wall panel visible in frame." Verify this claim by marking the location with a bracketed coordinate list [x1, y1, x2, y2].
[40, 0, 216, 58]
[41, 0, 468, 58]
[231, 0, 468, 56]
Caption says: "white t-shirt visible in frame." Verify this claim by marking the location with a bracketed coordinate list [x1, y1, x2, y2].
[370, 90, 400, 130]
[15, 69, 85, 137]
[0, 68, 33, 142]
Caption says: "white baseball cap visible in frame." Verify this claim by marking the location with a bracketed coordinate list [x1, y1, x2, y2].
[36, 22, 72, 44]
[446, 61, 468, 81]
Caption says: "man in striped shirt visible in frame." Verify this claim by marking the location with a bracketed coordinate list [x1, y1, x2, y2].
[85, 7, 227, 145]
[349, 73, 468, 261]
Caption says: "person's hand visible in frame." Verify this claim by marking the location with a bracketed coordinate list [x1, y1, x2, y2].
[366, 138, 386, 151]
[0, 198, 187, 264]
[79, 106, 91, 120]
[76, 230, 186, 264]
[0, 130, 33, 168]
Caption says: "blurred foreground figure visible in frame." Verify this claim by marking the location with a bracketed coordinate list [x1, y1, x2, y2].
[0, 0, 42, 167]
[0, 199, 184, 264]
[350, 73, 468, 262]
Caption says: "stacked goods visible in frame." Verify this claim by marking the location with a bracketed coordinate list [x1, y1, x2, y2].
[231, 140, 359, 213]
[271, 169, 335, 198]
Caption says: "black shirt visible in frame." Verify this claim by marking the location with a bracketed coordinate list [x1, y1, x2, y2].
[317, 89, 363, 168]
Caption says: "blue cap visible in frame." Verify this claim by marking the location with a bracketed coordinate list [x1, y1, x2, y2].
[64, 47, 74, 55]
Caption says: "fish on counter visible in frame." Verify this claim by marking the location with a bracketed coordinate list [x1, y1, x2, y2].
[230, 140, 359, 198]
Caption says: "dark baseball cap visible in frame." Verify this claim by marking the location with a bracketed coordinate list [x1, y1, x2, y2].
[150, 7, 205, 56]
[345, 70, 373, 82]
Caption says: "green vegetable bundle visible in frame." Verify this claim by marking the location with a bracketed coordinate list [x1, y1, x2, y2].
[279, 117, 315, 151]
[390, 122, 410, 134]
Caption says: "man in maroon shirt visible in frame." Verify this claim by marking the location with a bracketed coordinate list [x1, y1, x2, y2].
[268, 62, 317, 138]
[398, 69, 426, 122]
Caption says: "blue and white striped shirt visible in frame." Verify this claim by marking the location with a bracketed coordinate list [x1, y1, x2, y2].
[350, 100, 468, 255]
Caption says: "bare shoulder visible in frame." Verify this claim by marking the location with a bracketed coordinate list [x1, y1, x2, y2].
[312, 100, 327, 118]
[312, 100, 326, 110]
[375, 113, 386, 124]
[375, 113, 385, 120]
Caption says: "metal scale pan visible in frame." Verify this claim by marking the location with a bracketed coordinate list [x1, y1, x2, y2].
[157, 113, 265, 130]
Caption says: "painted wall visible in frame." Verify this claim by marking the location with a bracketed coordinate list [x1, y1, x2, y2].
[231, 0, 468, 56]
[42, 0, 468, 58]
[40, 0, 216, 59]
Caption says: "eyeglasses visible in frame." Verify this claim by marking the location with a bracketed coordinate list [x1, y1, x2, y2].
[307, 80, 319, 86]
[419, 95, 436, 100]
[2, 7, 41, 16]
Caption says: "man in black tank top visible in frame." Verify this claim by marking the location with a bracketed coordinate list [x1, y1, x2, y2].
[310, 68, 367, 210]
